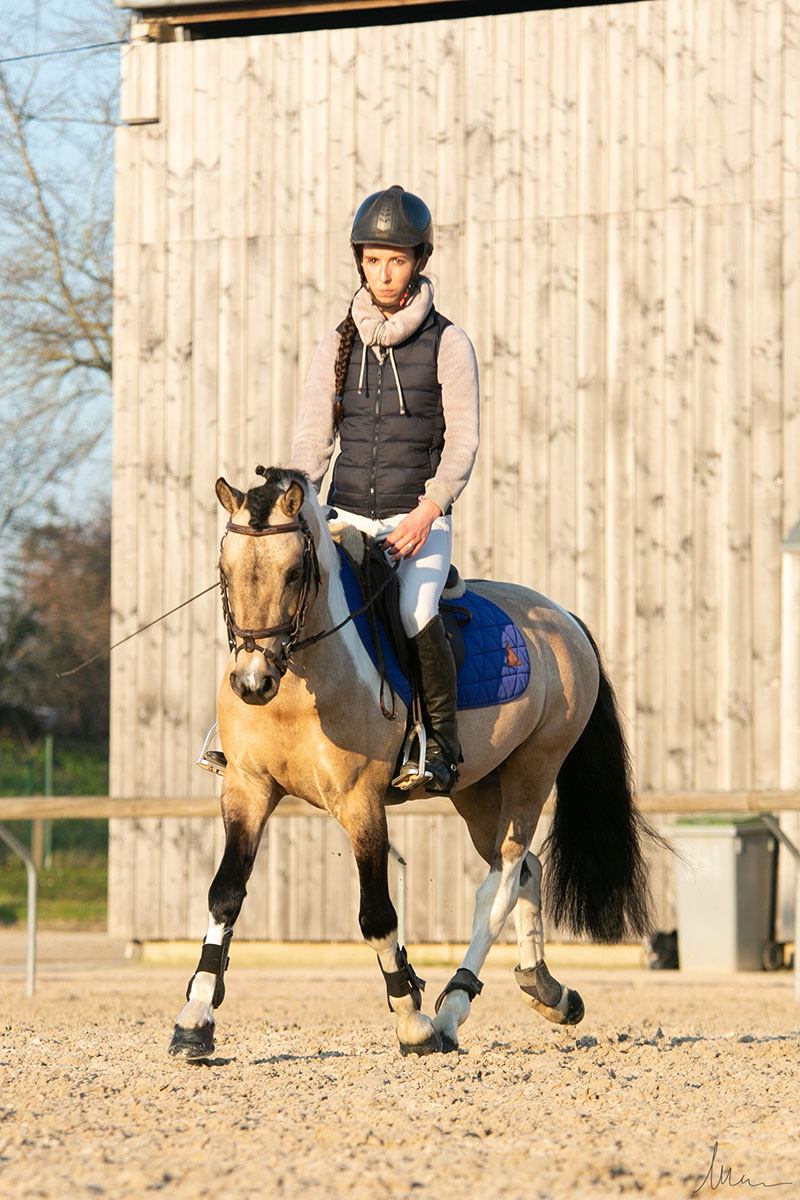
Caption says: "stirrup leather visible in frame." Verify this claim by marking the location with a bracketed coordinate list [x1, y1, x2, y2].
[391, 719, 432, 790]
[197, 721, 227, 776]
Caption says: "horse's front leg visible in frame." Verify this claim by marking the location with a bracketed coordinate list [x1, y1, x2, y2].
[512, 850, 584, 1026]
[346, 801, 441, 1056]
[169, 775, 278, 1060]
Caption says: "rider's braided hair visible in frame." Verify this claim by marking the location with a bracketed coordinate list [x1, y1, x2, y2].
[333, 303, 357, 430]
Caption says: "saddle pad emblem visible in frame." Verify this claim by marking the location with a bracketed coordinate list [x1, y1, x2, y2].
[336, 549, 531, 710]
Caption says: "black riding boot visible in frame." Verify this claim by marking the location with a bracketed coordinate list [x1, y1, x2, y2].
[395, 615, 460, 794]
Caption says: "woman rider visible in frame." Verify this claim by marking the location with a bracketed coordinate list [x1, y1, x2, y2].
[290, 185, 480, 794]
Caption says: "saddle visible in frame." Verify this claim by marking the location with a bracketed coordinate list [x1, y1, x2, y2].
[331, 519, 531, 718]
[331, 522, 468, 696]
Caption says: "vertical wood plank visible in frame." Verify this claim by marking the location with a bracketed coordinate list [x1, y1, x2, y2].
[522, 9, 551, 220]
[166, 41, 194, 244]
[784, 1, 800, 199]
[694, 0, 724, 207]
[247, 235, 273, 466]
[492, 14, 523, 580]
[635, 1, 665, 212]
[434, 19, 464, 231]
[784, 201, 800, 530]
[578, 7, 606, 218]
[218, 236, 248, 480]
[693, 206, 724, 789]
[751, 200, 784, 785]
[461, 16, 494, 578]
[193, 39, 221, 242]
[575, 214, 606, 631]
[665, 0, 695, 207]
[549, 216, 578, 609]
[219, 38, 248, 242]
[246, 35, 274, 239]
[723, 0, 753, 205]
[135, 241, 167, 798]
[327, 26, 356, 326]
[605, 212, 637, 719]
[663, 206, 695, 789]
[752, 0, 783, 203]
[162, 240, 195, 804]
[721, 202, 754, 786]
[550, 8, 579, 217]
[518, 218, 551, 592]
[634, 209, 666, 789]
[607, 3, 636, 214]
[408, 21, 438, 215]
[189, 236, 222, 786]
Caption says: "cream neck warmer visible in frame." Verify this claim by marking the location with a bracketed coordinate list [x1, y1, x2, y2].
[351, 276, 435, 348]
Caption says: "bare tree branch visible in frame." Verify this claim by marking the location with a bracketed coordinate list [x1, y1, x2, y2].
[0, 3, 125, 540]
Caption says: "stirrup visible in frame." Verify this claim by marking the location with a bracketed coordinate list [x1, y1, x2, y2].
[197, 722, 227, 776]
[391, 719, 431, 790]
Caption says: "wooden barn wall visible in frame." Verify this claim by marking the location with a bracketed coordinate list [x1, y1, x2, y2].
[110, 0, 800, 941]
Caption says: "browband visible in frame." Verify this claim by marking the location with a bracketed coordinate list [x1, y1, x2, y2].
[225, 520, 303, 537]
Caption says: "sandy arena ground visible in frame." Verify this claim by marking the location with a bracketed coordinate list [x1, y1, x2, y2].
[1, 933, 799, 1200]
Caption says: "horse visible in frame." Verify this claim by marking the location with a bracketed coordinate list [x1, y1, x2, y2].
[169, 466, 655, 1060]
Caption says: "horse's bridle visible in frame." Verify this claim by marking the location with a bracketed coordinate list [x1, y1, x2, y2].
[219, 514, 321, 676]
[219, 510, 400, 713]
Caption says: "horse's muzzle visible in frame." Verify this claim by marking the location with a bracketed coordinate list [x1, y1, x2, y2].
[229, 665, 280, 705]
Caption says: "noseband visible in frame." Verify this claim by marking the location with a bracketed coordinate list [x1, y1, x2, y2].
[219, 515, 320, 675]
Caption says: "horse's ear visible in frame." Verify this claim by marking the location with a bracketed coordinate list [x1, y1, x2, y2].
[279, 480, 304, 518]
[216, 477, 245, 514]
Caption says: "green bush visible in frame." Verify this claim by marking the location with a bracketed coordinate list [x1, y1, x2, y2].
[0, 734, 109, 867]
[0, 856, 107, 928]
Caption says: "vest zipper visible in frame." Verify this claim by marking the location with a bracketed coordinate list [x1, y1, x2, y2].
[369, 358, 383, 518]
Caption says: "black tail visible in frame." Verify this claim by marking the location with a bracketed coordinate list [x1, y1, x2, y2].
[542, 618, 664, 943]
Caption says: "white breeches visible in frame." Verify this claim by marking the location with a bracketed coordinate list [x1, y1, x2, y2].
[334, 507, 452, 637]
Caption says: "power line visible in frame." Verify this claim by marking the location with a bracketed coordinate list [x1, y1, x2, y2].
[0, 40, 127, 66]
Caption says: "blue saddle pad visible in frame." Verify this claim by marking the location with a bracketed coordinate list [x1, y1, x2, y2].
[336, 547, 530, 711]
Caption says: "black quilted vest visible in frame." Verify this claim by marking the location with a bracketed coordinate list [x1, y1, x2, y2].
[328, 307, 451, 519]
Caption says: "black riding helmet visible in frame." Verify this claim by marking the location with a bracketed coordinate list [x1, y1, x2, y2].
[350, 185, 433, 303]
[351, 185, 434, 254]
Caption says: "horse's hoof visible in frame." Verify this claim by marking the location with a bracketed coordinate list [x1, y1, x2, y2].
[564, 988, 585, 1025]
[440, 1033, 459, 1054]
[519, 986, 585, 1026]
[169, 1022, 215, 1061]
[400, 1030, 443, 1056]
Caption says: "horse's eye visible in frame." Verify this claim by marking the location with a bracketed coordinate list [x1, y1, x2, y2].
[286, 567, 302, 585]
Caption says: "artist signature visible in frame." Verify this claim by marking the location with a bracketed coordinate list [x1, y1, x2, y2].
[692, 1143, 793, 1194]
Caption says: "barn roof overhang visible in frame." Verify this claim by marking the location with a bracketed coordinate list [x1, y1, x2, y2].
[114, 0, 606, 38]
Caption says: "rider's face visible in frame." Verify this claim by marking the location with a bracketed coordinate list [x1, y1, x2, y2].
[360, 245, 417, 312]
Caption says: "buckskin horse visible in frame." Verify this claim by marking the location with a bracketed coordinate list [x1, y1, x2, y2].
[169, 467, 654, 1060]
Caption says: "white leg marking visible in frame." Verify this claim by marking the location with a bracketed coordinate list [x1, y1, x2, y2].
[177, 916, 227, 1029]
[368, 934, 438, 1049]
[434, 860, 523, 1048]
[513, 852, 545, 970]
[462, 861, 523, 975]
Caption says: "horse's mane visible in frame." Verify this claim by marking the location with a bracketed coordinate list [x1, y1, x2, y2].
[245, 467, 309, 530]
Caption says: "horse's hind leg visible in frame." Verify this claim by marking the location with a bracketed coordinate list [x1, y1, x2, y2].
[512, 851, 585, 1026]
[433, 769, 546, 1052]
[169, 778, 277, 1061]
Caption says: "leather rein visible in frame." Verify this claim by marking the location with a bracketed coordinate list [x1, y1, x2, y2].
[220, 515, 399, 695]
